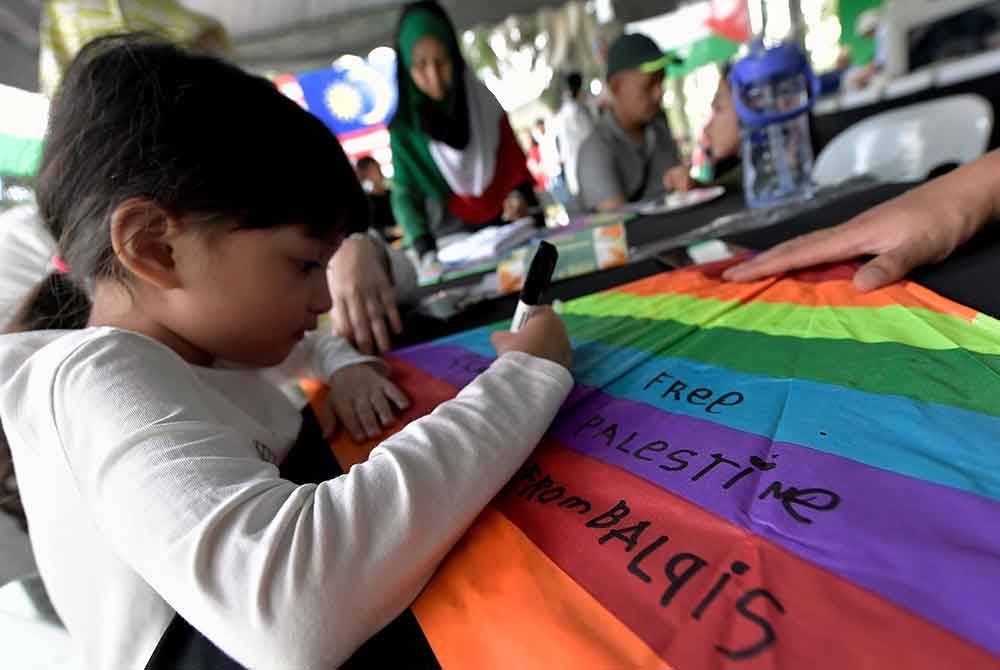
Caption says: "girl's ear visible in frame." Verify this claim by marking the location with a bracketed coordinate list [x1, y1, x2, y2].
[109, 198, 184, 289]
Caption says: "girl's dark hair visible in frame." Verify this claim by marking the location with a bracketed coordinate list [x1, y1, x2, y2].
[37, 32, 368, 292]
[1, 32, 369, 531]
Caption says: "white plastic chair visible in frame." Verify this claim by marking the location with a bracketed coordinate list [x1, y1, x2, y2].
[813, 94, 993, 186]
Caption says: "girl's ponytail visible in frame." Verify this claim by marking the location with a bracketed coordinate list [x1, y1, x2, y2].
[9, 271, 91, 332]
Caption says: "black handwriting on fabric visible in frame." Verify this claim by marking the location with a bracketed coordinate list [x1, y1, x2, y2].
[572, 414, 841, 524]
[643, 371, 745, 414]
[507, 464, 785, 661]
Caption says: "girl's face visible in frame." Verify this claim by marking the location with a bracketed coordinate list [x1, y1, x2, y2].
[168, 223, 338, 367]
[409, 36, 453, 102]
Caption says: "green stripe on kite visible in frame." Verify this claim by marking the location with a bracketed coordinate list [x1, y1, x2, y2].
[557, 312, 1000, 419]
[562, 291, 1000, 355]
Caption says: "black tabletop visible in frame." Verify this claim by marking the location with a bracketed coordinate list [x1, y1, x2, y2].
[396, 181, 1000, 347]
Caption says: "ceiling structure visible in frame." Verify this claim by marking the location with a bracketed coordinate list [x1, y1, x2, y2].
[1, 0, 677, 92]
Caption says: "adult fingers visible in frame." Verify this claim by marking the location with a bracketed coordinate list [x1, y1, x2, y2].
[331, 295, 353, 340]
[722, 224, 866, 283]
[852, 240, 928, 292]
[381, 285, 404, 336]
[365, 298, 393, 354]
[346, 296, 375, 355]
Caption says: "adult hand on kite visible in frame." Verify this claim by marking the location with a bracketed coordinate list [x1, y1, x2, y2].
[723, 150, 1000, 291]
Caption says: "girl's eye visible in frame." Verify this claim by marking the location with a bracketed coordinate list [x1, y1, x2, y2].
[301, 260, 324, 273]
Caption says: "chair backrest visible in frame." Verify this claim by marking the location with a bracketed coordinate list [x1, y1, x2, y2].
[813, 93, 993, 186]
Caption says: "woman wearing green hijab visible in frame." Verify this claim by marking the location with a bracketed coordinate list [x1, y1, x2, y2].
[390, 1, 539, 259]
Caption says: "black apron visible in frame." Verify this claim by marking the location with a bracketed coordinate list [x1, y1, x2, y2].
[145, 408, 441, 669]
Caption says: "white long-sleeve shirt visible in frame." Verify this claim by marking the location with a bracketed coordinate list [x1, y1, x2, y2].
[0, 327, 572, 669]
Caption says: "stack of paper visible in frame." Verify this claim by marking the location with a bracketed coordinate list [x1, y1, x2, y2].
[436, 217, 538, 265]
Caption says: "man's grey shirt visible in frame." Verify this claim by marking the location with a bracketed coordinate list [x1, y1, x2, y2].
[576, 110, 681, 211]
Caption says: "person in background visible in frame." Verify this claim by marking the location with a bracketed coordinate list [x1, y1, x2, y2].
[388, 1, 540, 261]
[702, 71, 743, 187]
[673, 61, 821, 194]
[664, 65, 742, 194]
[534, 118, 569, 204]
[848, 7, 888, 90]
[576, 32, 685, 212]
[554, 71, 595, 200]
[526, 133, 548, 192]
[355, 155, 399, 242]
[724, 149, 1000, 291]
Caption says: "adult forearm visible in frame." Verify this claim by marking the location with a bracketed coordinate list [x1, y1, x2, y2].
[934, 149, 1000, 243]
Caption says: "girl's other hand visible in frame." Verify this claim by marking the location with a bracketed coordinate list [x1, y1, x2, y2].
[329, 363, 410, 442]
[490, 306, 573, 370]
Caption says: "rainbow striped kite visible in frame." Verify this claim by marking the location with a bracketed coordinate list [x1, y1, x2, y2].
[325, 262, 1000, 668]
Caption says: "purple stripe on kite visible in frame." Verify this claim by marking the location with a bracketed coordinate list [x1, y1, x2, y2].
[393, 345, 598, 410]
[393, 344, 1000, 655]
[394, 345, 493, 390]
[549, 389, 1000, 656]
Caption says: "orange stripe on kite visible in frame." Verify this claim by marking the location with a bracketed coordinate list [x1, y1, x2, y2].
[412, 507, 672, 670]
[495, 442, 998, 669]
[614, 264, 977, 319]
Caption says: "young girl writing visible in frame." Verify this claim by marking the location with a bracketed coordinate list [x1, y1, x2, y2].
[0, 34, 573, 669]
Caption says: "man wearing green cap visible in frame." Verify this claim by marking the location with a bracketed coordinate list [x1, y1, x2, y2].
[577, 32, 683, 212]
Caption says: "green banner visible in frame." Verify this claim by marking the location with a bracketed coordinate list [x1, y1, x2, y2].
[838, 0, 885, 66]
[668, 33, 741, 77]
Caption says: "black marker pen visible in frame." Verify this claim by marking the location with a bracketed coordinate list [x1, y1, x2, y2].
[510, 241, 558, 333]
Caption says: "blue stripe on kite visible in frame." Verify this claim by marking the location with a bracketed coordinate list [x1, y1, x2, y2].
[406, 329, 1000, 504]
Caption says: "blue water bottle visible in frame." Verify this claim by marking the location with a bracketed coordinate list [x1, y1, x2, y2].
[729, 42, 820, 208]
